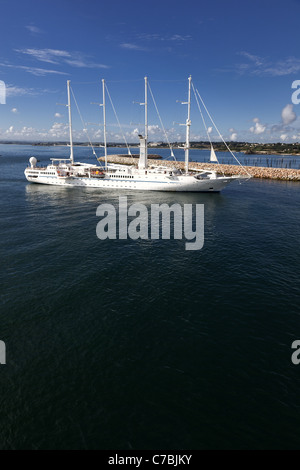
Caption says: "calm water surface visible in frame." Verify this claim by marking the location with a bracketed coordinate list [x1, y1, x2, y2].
[0, 144, 300, 449]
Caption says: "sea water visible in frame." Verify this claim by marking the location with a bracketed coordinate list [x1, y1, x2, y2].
[0, 144, 299, 449]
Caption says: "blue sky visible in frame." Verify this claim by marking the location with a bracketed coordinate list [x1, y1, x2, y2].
[1, 0, 300, 143]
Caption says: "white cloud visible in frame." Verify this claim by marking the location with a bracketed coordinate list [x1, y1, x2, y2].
[138, 33, 192, 42]
[15, 48, 71, 64]
[250, 118, 266, 135]
[93, 129, 102, 139]
[263, 58, 300, 76]
[0, 123, 172, 142]
[2, 125, 47, 139]
[281, 104, 297, 125]
[49, 122, 69, 138]
[169, 34, 192, 41]
[15, 48, 110, 70]
[54, 113, 62, 118]
[11, 108, 18, 113]
[65, 59, 109, 69]
[148, 125, 161, 135]
[230, 133, 238, 141]
[0, 62, 67, 76]
[26, 25, 43, 34]
[207, 126, 213, 134]
[237, 52, 300, 77]
[120, 43, 149, 51]
[130, 128, 140, 138]
[20, 126, 37, 136]
[280, 133, 288, 141]
[5, 85, 57, 97]
[6, 85, 35, 97]
[239, 52, 264, 66]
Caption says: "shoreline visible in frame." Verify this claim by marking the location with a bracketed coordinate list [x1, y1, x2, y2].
[1, 142, 300, 156]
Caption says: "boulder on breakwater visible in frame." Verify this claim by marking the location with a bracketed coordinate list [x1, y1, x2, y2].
[98, 155, 300, 181]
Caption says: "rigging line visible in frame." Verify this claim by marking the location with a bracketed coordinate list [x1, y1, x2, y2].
[104, 79, 143, 84]
[192, 84, 213, 148]
[105, 83, 134, 161]
[195, 87, 252, 178]
[191, 82, 223, 174]
[147, 81, 176, 161]
[149, 79, 186, 83]
[70, 81, 100, 85]
[70, 86, 99, 163]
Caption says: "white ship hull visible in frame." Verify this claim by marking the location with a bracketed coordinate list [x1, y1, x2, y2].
[24, 168, 238, 192]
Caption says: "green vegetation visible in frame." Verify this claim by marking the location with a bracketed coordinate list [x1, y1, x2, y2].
[1, 140, 300, 155]
[187, 141, 300, 155]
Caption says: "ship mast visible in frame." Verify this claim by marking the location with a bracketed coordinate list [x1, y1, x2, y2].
[184, 75, 192, 174]
[144, 76, 148, 163]
[102, 79, 107, 170]
[67, 80, 74, 164]
[138, 76, 148, 170]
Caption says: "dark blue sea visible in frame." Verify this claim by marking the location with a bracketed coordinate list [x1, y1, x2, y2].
[0, 144, 300, 450]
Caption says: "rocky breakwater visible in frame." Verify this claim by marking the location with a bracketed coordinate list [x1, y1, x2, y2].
[98, 155, 300, 181]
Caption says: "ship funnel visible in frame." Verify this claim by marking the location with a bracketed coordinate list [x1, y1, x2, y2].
[138, 135, 147, 170]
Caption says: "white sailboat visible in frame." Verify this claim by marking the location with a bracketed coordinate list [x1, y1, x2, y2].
[210, 145, 219, 163]
[24, 77, 248, 192]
